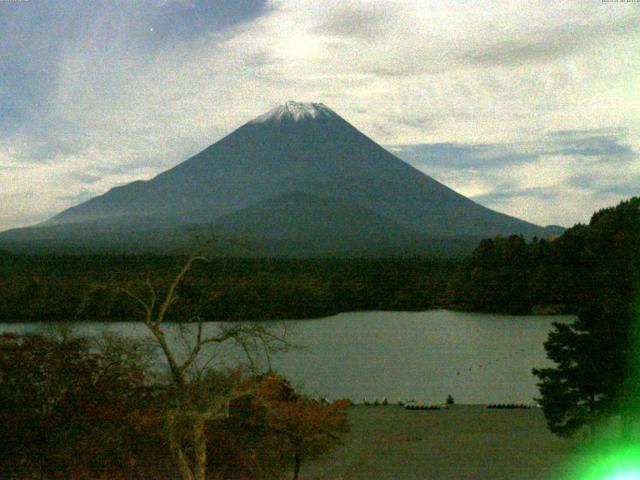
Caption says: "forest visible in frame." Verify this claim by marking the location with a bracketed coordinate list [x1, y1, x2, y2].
[0, 255, 457, 322]
[0, 197, 637, 322]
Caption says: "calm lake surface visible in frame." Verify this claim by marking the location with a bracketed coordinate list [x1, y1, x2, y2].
[0, 310, 573, 404]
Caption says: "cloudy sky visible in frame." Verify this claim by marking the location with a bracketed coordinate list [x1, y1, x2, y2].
[1, 0, 638, 231]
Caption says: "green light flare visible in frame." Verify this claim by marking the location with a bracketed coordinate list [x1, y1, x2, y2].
[562, 443, 640, 480]
[609, 474, 640, 480]
[559, 303, 640, 480]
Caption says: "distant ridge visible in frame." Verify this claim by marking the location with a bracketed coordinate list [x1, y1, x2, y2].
[0, 101, 562, 256]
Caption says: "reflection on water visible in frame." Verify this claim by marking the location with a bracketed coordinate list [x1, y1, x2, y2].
[0, 310, 573, 404]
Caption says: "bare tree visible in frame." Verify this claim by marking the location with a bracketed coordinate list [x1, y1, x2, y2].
[120, 243, 292, 480]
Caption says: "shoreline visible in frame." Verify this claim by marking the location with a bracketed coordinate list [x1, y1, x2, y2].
[0, 306, 576, 324]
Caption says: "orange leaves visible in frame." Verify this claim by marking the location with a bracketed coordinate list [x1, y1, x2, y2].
[255, 372, 298, 402]
[0, 333, 169, 478]
[251, 374, 350, 477]
[0, 332, 346, 479]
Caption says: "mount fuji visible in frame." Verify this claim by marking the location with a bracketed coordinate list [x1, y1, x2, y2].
[0, 101, 562, 256]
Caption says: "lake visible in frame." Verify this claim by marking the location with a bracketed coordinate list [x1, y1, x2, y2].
[0, 310, 573, 404]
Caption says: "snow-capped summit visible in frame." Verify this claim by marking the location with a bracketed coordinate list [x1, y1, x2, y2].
[250, 101, 336, 124]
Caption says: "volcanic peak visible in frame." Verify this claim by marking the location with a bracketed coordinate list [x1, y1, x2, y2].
[250, 101, 336, 124]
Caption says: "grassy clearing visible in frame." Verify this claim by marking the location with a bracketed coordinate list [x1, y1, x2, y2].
[302, 405, 579, 480]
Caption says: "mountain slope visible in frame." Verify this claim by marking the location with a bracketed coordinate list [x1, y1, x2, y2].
[2, 101, 560, 255]
[212, 191, 424, 255]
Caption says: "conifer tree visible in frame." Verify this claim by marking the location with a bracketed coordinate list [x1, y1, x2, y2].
[533, 197, 640, 437]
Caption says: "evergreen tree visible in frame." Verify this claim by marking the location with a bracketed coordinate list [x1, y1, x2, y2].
[533, 197, 640, 437]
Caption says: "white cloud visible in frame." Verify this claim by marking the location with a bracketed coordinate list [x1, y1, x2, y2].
[393, 127, 639, 226]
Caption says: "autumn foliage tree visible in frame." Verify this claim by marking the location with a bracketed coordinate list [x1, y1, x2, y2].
[0, 332, 349, 480]
[253, 374, 350, 480]
[0, 332, 169, 478]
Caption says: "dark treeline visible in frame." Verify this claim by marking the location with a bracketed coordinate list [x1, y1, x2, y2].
[0, 255, 457, 322]
[2, 196, 637, 321]
[446, 229, 586, 314]
[448, 197, 639, 315]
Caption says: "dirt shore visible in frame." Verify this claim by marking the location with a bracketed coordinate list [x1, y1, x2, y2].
[302, 405, 578, 480]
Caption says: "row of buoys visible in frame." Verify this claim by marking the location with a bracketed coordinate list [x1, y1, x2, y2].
[360, 397, 445, 407]
[405, 404, 445, 410]
[338, 398, 535, 409]
[487, 403, 533, 409]
[357, 397, 453, 408]
[456, 348, 533, 376]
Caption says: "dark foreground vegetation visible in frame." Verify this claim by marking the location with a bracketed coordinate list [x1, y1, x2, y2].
[0, 332, 349, 479]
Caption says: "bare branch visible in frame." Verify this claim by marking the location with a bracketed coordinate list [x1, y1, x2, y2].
[119, 287, 153, 323]
[157, 246, 212, 324]
[166, 413, 195, 480]
[196, 320, 203, 343]
[115, 236, 301, 480]
[145, 277, 157, 320]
